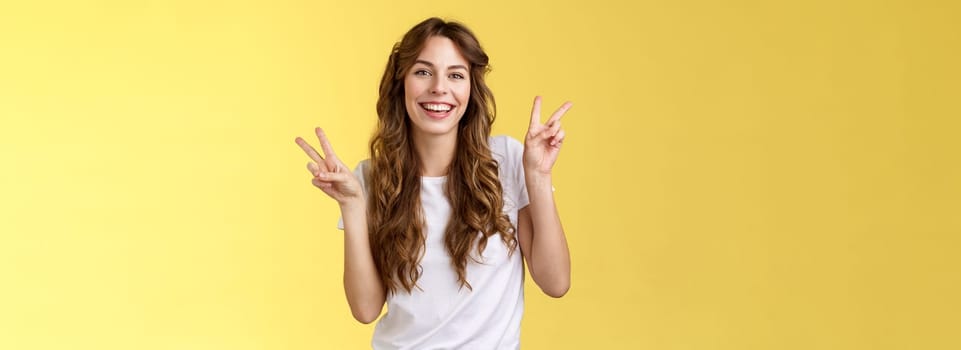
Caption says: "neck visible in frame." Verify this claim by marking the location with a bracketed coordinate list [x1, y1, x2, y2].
[412, 130, 457, 177]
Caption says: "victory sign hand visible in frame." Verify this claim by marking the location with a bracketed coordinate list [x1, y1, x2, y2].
[524, 96, 572, 176]
[295, 127, 363, 205]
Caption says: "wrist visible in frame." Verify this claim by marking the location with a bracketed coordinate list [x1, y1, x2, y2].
[338, 197, 367, 212]
[525, 172, 554, 192]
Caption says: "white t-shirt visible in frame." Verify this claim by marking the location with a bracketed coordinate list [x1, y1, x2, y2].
[337, 135, 529, 350]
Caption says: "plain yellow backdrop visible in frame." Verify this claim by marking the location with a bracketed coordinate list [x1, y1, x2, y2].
[2, 0, 959, 349]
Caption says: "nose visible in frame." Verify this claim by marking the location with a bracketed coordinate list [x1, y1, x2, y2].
[430, 77, 447, 95]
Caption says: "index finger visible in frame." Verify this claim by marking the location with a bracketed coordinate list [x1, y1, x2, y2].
[529, 96, 543, 129]
[295, 137, 324, 164]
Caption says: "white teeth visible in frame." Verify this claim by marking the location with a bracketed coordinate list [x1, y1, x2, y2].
[422, 103, 452, 112]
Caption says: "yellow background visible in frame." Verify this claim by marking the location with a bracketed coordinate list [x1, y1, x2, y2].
[2, 0, 959, 349]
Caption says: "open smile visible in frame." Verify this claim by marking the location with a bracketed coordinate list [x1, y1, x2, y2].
[419, 102, 455, 119]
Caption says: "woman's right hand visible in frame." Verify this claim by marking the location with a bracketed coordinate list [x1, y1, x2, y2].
[295, 127, 363, 206]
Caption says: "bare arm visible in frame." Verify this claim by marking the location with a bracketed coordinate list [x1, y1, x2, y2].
[296, 127, 385, 323]
[517, 175, 570, 297]
[338, 198, 385, 324]
[518, 96, 573, 297]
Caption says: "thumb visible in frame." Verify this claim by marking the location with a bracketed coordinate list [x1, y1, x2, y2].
[318, 170, 351, 184]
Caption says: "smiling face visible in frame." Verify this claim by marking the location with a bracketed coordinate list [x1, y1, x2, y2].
[404, 35, 471, 140]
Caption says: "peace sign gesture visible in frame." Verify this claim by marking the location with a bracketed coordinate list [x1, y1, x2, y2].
[295, 127, 363, 205]
[524, 96, 572, 176]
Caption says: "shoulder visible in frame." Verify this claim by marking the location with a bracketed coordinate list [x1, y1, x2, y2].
[350, 159, 370, 178]
[354, 159, 371, 172]
[488, 135, 524, 163]
[488, 135, 525, 185]
[488, 135, 529, 212]
[350, 159, 371, 193]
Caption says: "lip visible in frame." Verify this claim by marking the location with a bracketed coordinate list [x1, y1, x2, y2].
[418, 101, 456, 120]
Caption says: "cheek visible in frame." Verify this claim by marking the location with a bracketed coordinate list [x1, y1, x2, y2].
[401, 80, 415, 117]
[404, 80, 421, 109]
[404, 73, 424, 92]
[457, 83, 471, 102]
[403, 79, 415, 101]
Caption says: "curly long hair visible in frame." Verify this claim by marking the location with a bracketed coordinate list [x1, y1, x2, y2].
[367, 17, 517, 294]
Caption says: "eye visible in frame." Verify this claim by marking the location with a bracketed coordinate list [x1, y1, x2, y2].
[450, 72, 466, 80]
[414, 69, 432, 77]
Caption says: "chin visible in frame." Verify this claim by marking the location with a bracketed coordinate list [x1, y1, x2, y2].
[410, 112, 464, 136]
[418, 123, 459, 136]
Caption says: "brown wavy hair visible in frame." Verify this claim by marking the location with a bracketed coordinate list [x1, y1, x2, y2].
[367, 17, 516, 294]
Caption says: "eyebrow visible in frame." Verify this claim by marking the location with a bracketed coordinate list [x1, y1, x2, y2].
[414, 59, 468, 71]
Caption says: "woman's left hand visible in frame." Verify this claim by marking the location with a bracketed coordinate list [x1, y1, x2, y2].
[524, 96, 572, 176]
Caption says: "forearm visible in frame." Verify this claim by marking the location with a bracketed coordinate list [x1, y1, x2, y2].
[340, 200, 385, 323]
[525, 173, 571, 297]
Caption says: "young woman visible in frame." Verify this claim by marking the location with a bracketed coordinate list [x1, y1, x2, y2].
[295, 17, 572, 349]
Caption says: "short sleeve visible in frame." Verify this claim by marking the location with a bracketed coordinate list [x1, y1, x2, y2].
[504, 137, 530, 210]
[336, 160, 369, 230]
[491, 136, 529, 212]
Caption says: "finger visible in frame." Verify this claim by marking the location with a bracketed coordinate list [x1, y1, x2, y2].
[529, 119, 560, 142]
[295, 137, 325, 164]
[529, 96, 543, 129]
[312, 177, 333, 190]
[551, 129, 566, 147]
[316, 127, 341, 171]
[547, 101, 573, 125]
[316, 170, 351, 184]
[526, 124, 545, 141]
[307, 162, 321, 176]
[316, 128, 338, 159]
[547, 119, 562, 138]
[333, 156, 349, 171]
